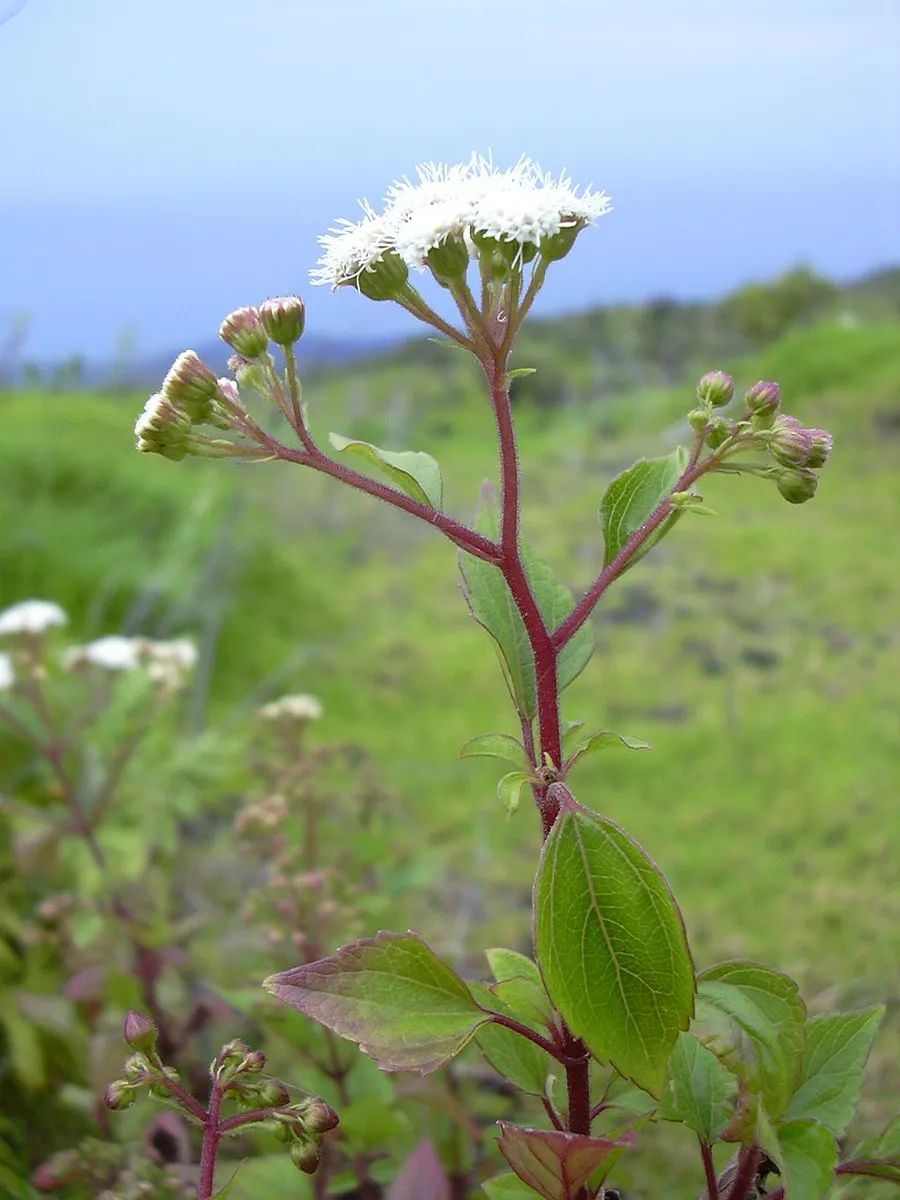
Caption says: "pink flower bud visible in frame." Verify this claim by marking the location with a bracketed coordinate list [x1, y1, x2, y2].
[260, 296, 306, 346]
[123, 1009, 158, 1053]
[696, 370, 734, 408]
[219, 307, 269, 358]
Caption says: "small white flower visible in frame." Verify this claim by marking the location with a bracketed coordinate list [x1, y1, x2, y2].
[63, 635, 143, 672]
[0, 652, 14, 690]
[310, 201, 397, 290]
[469, 159, 611, 250]
[217, 378, 240, 406]
[0, 600, 68, 637]
[259, 693, 323, 722]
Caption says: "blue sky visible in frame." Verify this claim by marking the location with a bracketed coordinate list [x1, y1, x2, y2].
[2, 0, 898, 361]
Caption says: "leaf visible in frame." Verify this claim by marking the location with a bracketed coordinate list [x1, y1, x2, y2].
[471, 983, 553, 1096]
[564, 730, 651, 771]
[482, 1175, 540, 1199]
[264, 931, 489, 1073]
[659, 1031, 739, 1142]
[534, 798, 695, 1096]
[459, 500, 593, 724]
[461, 733, 532, 772]
[498, 772, 531, 816]
[786, 1006, 884, 1134]
[498, 1123, 634, 1200]
[850, 1116, 900, 1181]
[599, 447, 688, 570]
[508, 368, 538, 380]
[329, 433, 444, 510]
[776, 1120, 838, 1200]
[695, 961, 807, 1120]
[388, 1140, 451, 1200]
[486, 949, 554, 1030]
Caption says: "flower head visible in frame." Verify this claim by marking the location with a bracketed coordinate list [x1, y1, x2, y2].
[0, 600, 68, 637]
[161, 351, 220, 421]
[259, 693, 323, 722]
[310, 201, 403, 293]
[135, 392, 193, 460]
[63, 635, 143, 672]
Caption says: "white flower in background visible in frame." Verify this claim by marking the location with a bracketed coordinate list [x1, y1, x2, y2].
[0, 653, 14, 690]
[63, 635, 143, 672]
[0, 600, 68, 637]
[142, 638, 198, 690]
[259, 693, 323, 722]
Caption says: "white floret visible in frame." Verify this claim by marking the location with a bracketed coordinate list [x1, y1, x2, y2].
[0, 600, 68, 637]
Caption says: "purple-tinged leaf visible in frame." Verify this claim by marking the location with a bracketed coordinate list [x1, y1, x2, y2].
[264, 931, 488, 1074]
[498, 1122, 634, 1200]
[388, 1140, 451, 1200]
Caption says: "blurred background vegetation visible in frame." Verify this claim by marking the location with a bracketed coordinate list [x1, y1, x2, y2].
[1, 264, 898, 1197]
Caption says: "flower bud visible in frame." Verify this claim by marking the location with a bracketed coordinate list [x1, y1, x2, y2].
[687, 408, 709, 433]
[425, 236, 470, 285]
[298, 1099, 339, 1134]
[769, 415, 813, 467]
[219, 307, 269, 358]
[259, 1081, 291, 1107]
[290, 1139, 321, 1174]
[541, 221, 584, 263]
[228, 353, 269, 394]
[748, 384, 782, 427]
[123, 1053, 150, 1083]
[354, 251, 409, 301]
[162, 351, 220, 421]
[775, 466, 818, 504]
[260, 296, 306, 346]
[242, 1049, 267, 1074]
[696, 370, 734, 409]
[805, 427, 833, 468]
[707, 417, 731, 449]
[104, 1080, 136, 1110]
[123, 1010, 158, 1054]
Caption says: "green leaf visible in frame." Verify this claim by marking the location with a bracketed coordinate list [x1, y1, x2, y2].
[483, 1175, 540, 1199]
[564, 730, 651, 771]
[498, 1123, 633, 1200]
[459, 500, 593, 724]
[485, 949, 554, 1030]
[534, 798, 695, 1096]
[777, 1120, 838, 1200]
[508, 368, 538, 380]
[470, 983, 553, 1096]
[329, 433, 444, 510]
[461, 733, 532, 772]
[599, 447, 688, 570]
[850, 1116, 900, 1182]
[786, 1006, 884, 1134]
[498, 772, 530, 816]
[695, 961, 807, 1120]
[264, 931, 489, 1073]
[659, 1031, 739, 1142]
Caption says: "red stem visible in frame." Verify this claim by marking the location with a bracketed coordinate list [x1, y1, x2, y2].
[699, 1138, 718, 1200]
[197, 1077, 224, 1200]
[274, 442, 499, 562]
[726, 1146, 760, 1200]
[765, 1160, 898, 1200]
[483, 1011, 575, 1064]
[552, 454, 714, 650]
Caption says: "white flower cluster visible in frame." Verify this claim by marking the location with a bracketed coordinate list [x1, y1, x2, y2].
[311, 154, 611, 289]
[258, 693, 323, 723]
[63, 636, 198, 690]
[0, 599, 68, 637]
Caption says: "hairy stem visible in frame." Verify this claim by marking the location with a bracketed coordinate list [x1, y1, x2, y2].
[699, 1138, 719, 1200]
[726, 1146, 760, 1200]
[197, 1077, 224, 1200]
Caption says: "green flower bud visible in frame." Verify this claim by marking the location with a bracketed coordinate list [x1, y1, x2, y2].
[687, 407, 709, 433]
[219, 1039, 251, 1064]
[424, 235, 470, 286]
[242, 1050, 266, 1074]
[298, 1099, 339, 1134]
[354, 251, 409, 301]
[162, 351, 220, 421]
[219, 307, 269, 358]
[104, 1080, 136, 1110]
[123, 1053, 150, 1083]
[228, 353, 269, 394]
[290, 1139, 321, 1174]
[769, 415, 813, 467]
[259, 1081, 291, 1107]
[707, 417, 731, 449]
[135, 393, 192, 460]
[540, 220, 583, 263]
[805, 426, 833, 468]
[775, 466, 818, 504]
[260, 297, 306, 346]
[745, 380, 781, 420]
[123, 1010, 157, 1055]
[696, 370, 735, 408]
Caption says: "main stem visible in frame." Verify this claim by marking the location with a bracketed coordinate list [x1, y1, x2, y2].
[197, 1076, 223, 1200]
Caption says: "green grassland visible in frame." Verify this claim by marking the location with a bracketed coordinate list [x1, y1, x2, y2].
[1, 309, 899, 1196]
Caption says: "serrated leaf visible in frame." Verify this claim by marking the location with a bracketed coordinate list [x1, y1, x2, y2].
[471, 982, 553, 1096]
[264, 931, 489, 1073]
[459, 501, 593, 724]
[777, 1120, 838, 1200]
[695, 961, 807, 1120]
[659, 1031, 739, 1142]
[599, 447, 688, 569]
[329, 433, 444, 510]
[388, 1140, 451, 1200]
[786, 1006, 884, 1134]
[461, 733, 532, 772]
[483, 1175, 540, 1199]
[498, 1123, 634, 1200]
[564, 730, 651, 771]
[534, 798, 695, 1096]
[486, 949, 554, 1030]
[498, 772, 530, 815]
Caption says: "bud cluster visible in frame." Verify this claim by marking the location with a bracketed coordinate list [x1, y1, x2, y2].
[271, 1097, 341, 1174]
[104, 1011, 169, 1111]
[689, 371, 834, 506]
